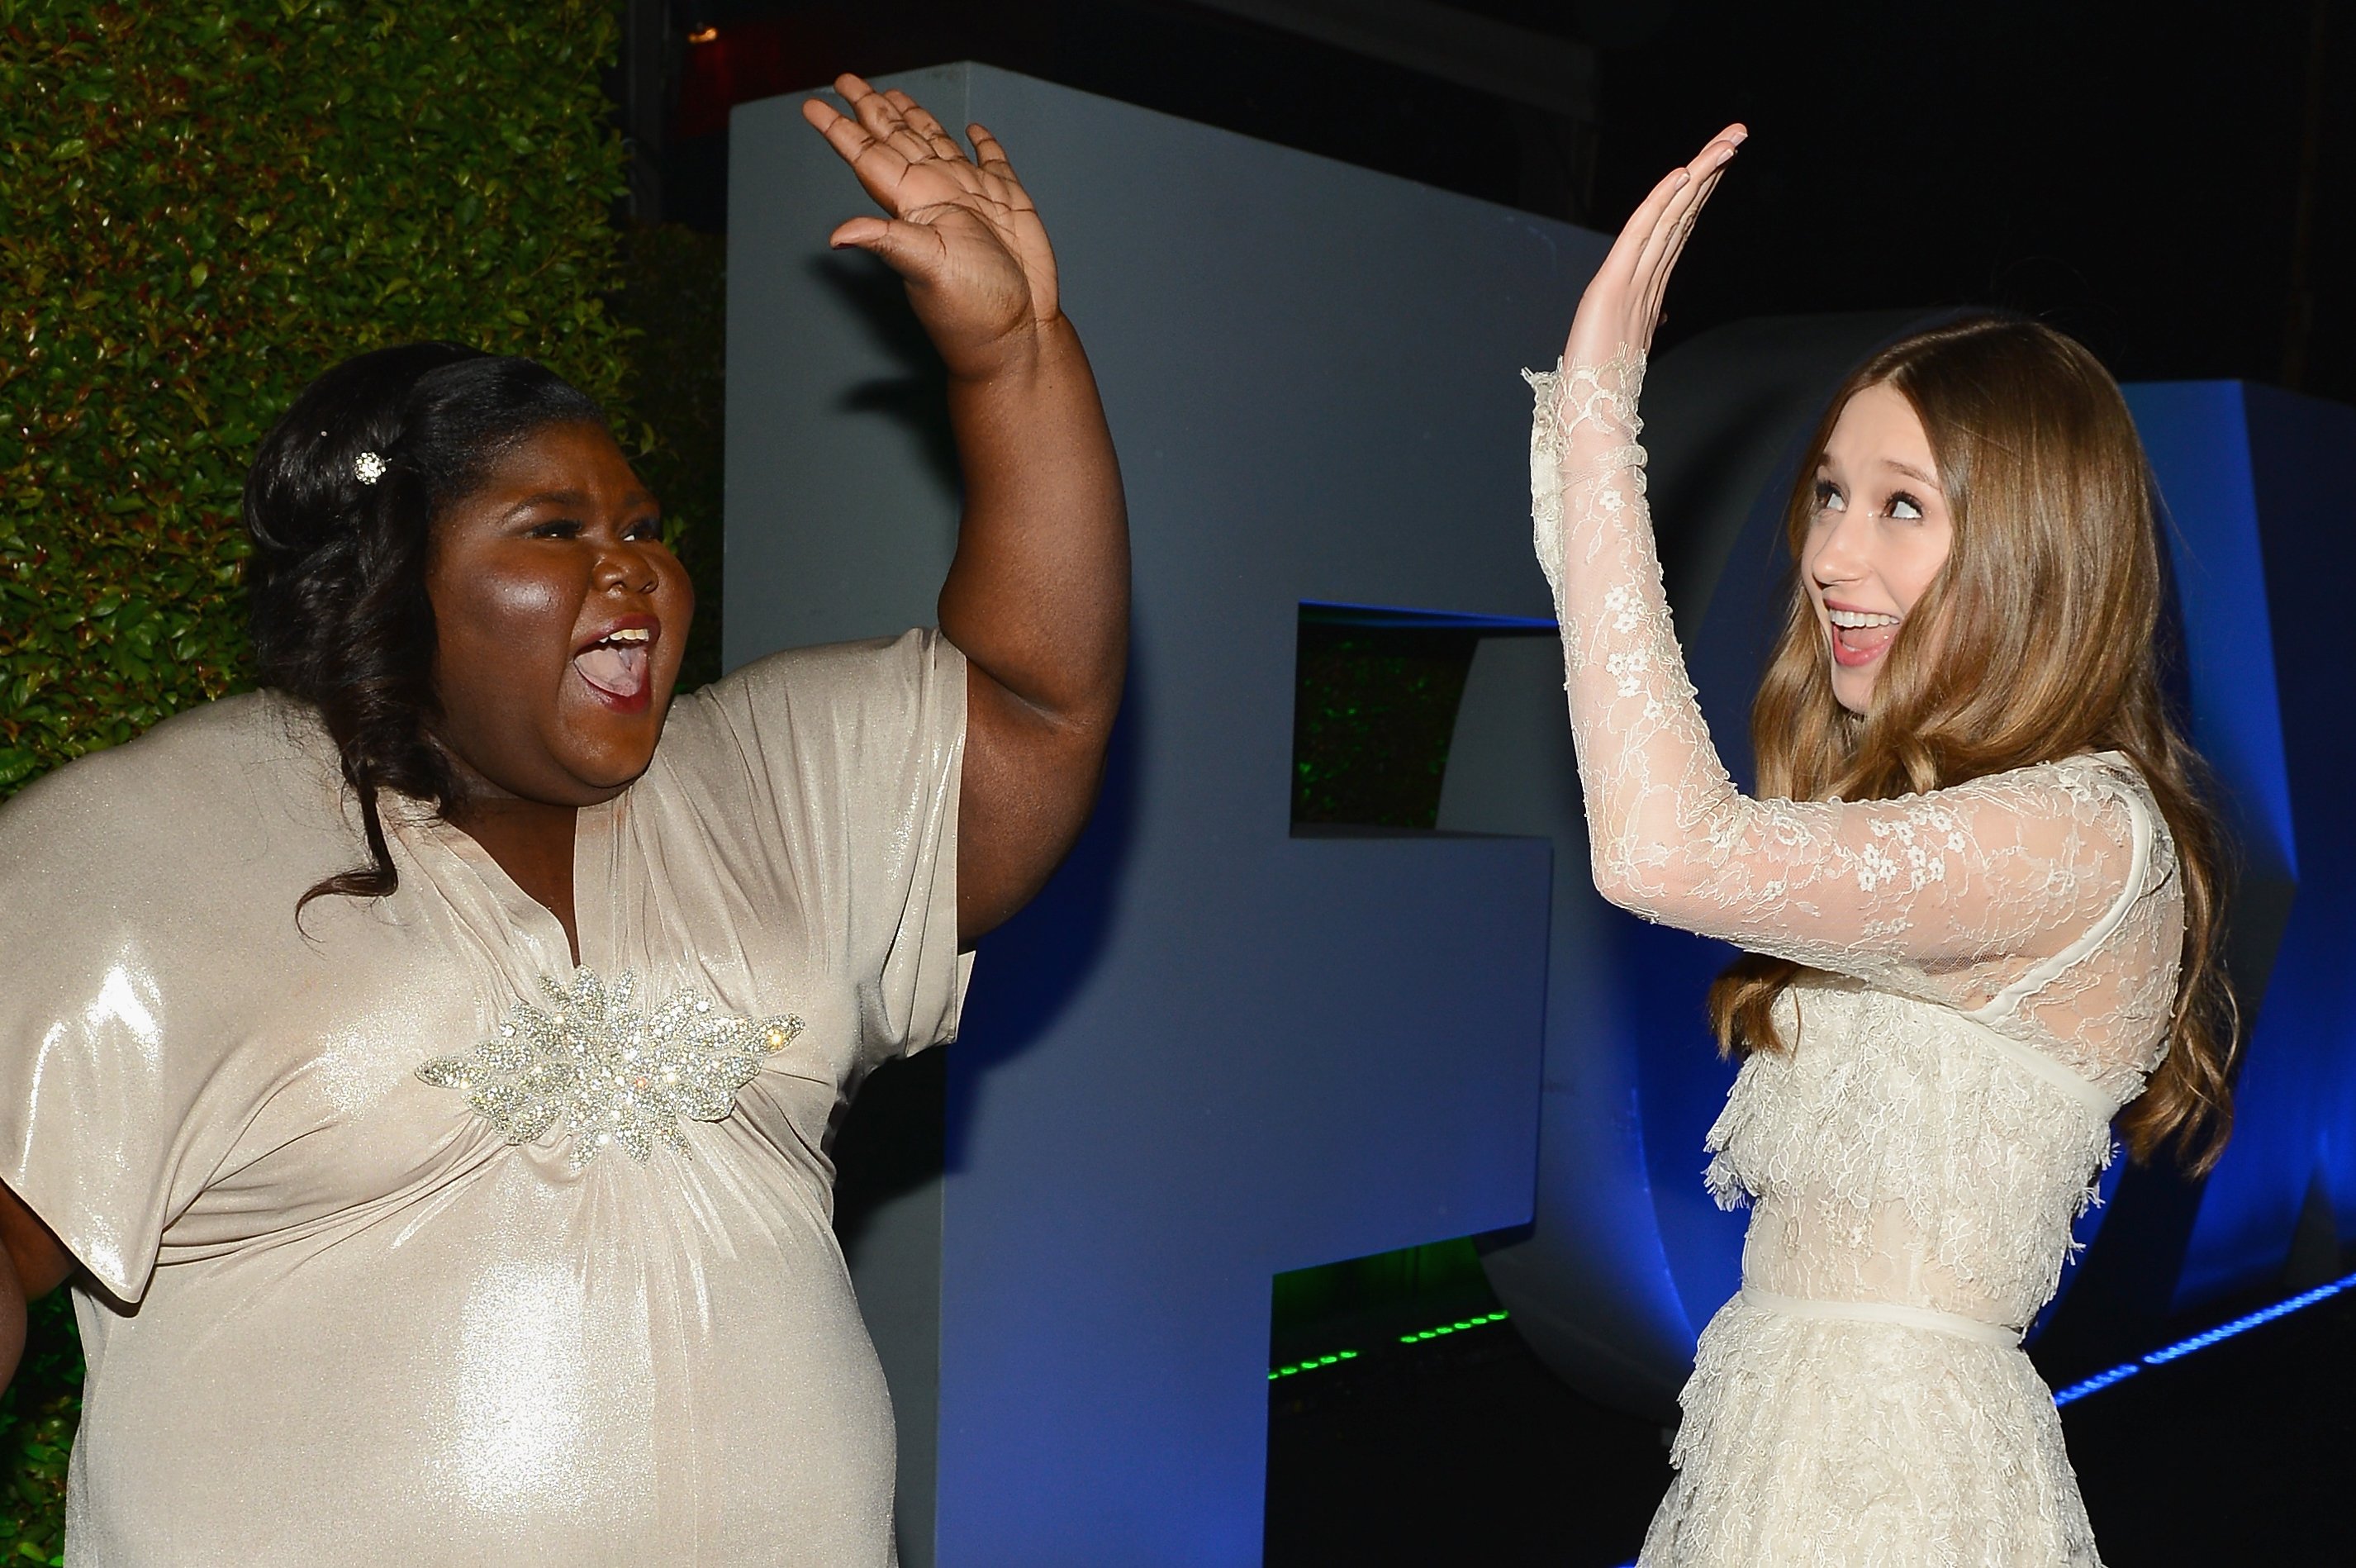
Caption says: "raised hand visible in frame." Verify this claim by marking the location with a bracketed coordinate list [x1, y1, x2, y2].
[1562, 124, 1746, 369]
[802, 74, 1059, 380]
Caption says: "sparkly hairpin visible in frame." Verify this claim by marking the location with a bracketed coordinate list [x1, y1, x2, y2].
[354, 450, 387, 485]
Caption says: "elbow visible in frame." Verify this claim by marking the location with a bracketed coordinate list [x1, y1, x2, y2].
[1586, 838, 1700, 926]
[1587, 841, 1659, 919]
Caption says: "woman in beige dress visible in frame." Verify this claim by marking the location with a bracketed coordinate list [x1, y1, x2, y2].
[1532, 131, 2238, 1561]
[0, 77, 1124, 1564]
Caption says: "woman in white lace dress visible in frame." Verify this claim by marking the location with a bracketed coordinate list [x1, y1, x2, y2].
[1530, 129, 2239, 1565]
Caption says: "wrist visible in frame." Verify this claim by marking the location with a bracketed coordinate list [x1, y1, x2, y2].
[944, 311, 1071, 387]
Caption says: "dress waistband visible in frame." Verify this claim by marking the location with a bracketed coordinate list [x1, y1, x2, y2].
[1739, 1288, 2023, 1348]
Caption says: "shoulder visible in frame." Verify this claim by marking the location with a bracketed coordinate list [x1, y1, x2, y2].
[0, 691, 332, 848]
[2025, 751, 2175, 893]
[660, 630, 965, 760]
[0, 683, 344, 919]
[691, 629, 960, 715]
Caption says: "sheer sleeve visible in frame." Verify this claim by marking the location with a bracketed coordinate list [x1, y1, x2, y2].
[1525, 354, 2147, 1008]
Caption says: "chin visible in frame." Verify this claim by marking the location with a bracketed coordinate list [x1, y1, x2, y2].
[557, 731, 666, 796]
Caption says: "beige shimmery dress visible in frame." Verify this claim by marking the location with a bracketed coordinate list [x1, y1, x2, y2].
[0, 629, 967, 1566]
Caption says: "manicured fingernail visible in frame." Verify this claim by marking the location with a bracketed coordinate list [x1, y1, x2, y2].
[1674, 169, 1692, 186]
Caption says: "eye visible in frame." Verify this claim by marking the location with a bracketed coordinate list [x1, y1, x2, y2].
[528, 518, 583, 539]
[624, 515, 665, 542]
[1883, 492, 1925, 521]
[1812, 478, 1846, 515]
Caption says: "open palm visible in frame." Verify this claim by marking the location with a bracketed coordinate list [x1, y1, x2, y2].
[803, 74, 1060, 378]
[1563, 123, 1746, 368]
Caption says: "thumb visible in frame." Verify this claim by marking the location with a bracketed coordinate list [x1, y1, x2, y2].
[829, 217, 946, 283]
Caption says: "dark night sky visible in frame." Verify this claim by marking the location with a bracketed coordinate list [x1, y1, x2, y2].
[665, 0, 2351, 405]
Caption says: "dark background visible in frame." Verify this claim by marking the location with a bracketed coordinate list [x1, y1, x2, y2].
[623, 0, 2352, 406]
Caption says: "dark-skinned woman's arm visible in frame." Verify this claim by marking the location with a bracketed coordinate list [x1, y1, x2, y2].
[0, 1181, 74, 1386]
[934, 315, 1126, 941]
[804, 76, 1129, 946]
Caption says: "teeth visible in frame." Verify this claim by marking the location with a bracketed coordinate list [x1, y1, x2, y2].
[600, 627, 652, 646]
[1827, 609, 1902, 630]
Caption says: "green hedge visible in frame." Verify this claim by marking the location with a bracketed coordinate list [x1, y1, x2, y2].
[0, 2, 676, 1556]
[0, 0, 633, 796]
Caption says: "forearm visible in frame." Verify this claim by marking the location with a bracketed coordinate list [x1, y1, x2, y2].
[936, 313, 1129, 730]
[0, 1247, 21, 1390]
[1531, 356, 1737, 911]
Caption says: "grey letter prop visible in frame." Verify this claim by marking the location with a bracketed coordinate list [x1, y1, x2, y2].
[728, 63, 1581, 1566]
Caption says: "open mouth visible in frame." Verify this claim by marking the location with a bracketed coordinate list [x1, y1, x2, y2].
[573, 624, 656, 704]
[1826, 606, 1902, 667]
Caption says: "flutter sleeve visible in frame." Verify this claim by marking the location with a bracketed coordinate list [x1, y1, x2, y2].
[0, 726, 266, 1304]
[1526, 354, 2149, 1005]
[686, 628, 970, 1063]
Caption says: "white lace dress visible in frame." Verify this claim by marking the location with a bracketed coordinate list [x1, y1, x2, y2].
[1524, 354, 2184, 1566]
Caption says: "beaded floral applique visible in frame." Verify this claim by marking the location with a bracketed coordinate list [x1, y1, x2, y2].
[417, 968, 805, 1169]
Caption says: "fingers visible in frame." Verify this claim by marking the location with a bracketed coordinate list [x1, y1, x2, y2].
[828, 215, 951, 280]
[1631, 128, 1742, 285]
[800, 93, 908, 188]
[1642, 164, 1730, 324]
[839, 77, 932, 166]
[886, 89, 968, 162]
[967, 124, 1034, 209]
[1627, 126, 1744, 330]
[1594, 164, 1693, 301]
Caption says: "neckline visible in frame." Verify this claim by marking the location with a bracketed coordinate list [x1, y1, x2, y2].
[411, 793, 625, 974]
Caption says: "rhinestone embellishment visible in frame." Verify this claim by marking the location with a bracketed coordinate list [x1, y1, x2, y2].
[417, 968, 804, 1169]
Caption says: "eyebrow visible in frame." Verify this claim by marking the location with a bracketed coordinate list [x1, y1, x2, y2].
[498, 488, 658, 520]
[1816, 457, 1944, 492]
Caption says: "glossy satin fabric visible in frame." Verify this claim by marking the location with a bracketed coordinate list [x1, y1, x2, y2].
[0, 630, 967, 1566]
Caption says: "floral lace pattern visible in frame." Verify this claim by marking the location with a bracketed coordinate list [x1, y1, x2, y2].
[1524, 354, 2180, 1075]
[1527, 354, 2187, 1566]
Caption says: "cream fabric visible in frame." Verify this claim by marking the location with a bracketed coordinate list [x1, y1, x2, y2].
[0, 629, 967, 1566]
[1527, 358, 2183, 1566]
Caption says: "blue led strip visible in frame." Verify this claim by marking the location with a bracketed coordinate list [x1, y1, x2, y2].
[2052, 1268, 2356, 1405]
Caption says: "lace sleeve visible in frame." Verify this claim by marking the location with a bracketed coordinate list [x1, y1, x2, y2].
[1525, 356, 2147, 1004]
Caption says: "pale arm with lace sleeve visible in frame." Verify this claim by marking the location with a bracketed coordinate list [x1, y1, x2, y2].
[1525, 353, 2146, 1007]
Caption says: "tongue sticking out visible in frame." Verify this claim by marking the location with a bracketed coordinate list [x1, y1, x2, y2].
[576, 644, 648, 699]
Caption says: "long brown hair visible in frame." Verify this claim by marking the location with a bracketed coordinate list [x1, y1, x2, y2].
[1705, 316, 2240, 1172]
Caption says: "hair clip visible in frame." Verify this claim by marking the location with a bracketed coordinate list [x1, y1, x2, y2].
[354, 451, 387, 485]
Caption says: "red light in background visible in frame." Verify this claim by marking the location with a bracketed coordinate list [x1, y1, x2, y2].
[674, 13, 840, 140]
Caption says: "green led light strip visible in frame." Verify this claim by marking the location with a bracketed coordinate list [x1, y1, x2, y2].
[1269, 1349, 1361, 1380]
[1266, 1309, 1513, 1382]
[1399, 1309, 1509, 1344]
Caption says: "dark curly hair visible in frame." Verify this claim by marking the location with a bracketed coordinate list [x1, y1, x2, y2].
[244, 342, 608, 915]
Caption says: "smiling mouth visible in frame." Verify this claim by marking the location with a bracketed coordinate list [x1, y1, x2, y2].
[1826, 606, 1902, 667]
[574, 626, 653, 702]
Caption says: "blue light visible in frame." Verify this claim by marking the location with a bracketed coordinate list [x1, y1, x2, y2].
[2051, 1364, 2141, 1404]
[2052, 1268, 2356, 1406]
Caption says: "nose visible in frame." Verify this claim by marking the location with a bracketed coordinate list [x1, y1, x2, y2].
[1808, 505, 1874, 589]
[593, 537, 663, 595]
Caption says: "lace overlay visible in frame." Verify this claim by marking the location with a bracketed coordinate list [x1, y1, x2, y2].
[1527, 357, 2185, 1565]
